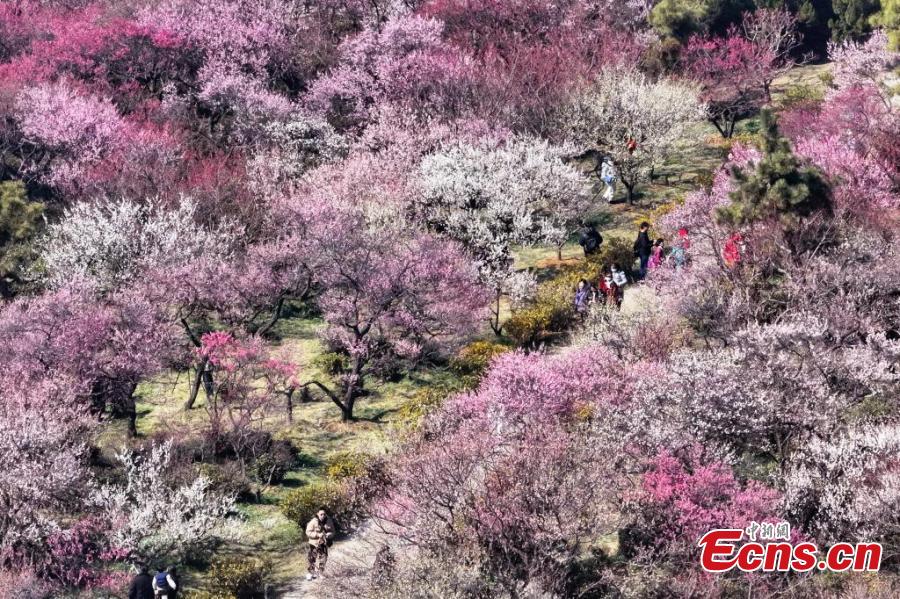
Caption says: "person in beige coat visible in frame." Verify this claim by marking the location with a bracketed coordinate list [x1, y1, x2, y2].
[305, 507, 336, 580]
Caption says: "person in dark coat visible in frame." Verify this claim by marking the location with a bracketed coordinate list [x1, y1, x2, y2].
[633, 221, 652, 279]
[578, 224, 603, 257]
[128, 565, 154, 599]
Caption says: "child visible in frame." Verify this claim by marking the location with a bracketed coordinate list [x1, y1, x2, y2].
[574, 279, 593, 315]
[611, 264, 627, 310]
[648, 239, 664, 270]
[597, 268, 616, 309]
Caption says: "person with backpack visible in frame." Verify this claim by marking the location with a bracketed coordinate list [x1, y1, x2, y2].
[152, 566, 178, 599]
[633, 222, 652, 280]
[305, 507, 336, 580]
[577, 223, 603, 257]
[128, 564, 154, 599]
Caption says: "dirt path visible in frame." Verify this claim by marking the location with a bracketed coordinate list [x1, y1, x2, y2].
[279, 520, 394, 598]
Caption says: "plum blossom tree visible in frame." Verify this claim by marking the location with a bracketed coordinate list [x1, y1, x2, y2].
[784, 424, 900, 545]
[0, 283, 178, 435]
[741, 7, 806, 100]
[564, 69, 706, 203]
[417, 136, 587, 333]
[13, 80, 125, 190]
[0, 377, 93, 570]
[623, 445, 783, 560]
[39, 196, 239, 292]
[93, 441, 235, 564]
[197, 332, 300, 457]
[827, 29, 900, 96]
[682, 31, 775, 137]
[300, 209, 487, 421]
[307, 14, 475, 132]
[376, 346, 630, 595]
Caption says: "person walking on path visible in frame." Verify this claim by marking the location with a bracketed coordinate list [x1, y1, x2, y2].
[306, 507, 336, 581]
[577, 223, 603, 257]
[600, 157, 617, 202]
[633, 222, 652, 280]
[152, 566, 178, 599]
[129, 565, 154, 599]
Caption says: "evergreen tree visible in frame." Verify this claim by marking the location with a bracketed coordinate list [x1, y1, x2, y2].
[717, 110, 831, 229]
[830, 0, 881, 41]
[873, 0, 900, 49]
[0, 181, 43, 298]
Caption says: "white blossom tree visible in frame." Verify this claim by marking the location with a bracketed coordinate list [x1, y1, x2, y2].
[39, 196, 239, 291]
[417, 136, 588, 334]
[93, 441, 235, 563]
[564, 69, 706, 203]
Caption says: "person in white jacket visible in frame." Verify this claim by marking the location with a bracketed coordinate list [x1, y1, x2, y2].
[600, 157, 617, 202]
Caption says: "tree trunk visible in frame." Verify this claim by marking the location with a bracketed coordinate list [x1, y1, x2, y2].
[185, 357, 209, 410]
[625, 182, 636, 204]
[490, 288, 503, 336]
[556, 243, 563, 261]
[285, 389, 294, 424]
[340, 356, 364, 421]
[125, 382, 138, 437]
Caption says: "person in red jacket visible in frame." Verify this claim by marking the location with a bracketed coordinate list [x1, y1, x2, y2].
[723, 232, 743, 268]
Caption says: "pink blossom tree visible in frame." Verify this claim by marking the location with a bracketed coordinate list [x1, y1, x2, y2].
[300, 209, 488, 421]
[682, 31, 775, 137]
[0, 284, 178, 435]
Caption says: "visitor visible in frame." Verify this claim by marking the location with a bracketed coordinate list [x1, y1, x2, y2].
[633, 222, 652, 279]
[577, 223, 603, 257]
[648, 239, 664, 270]
[597, 269, 612, 307]
[668, 229, 690, 271]
[574, 279, 593, 315]
[128, 564, 154, 599]
[611, 264, 628, 310]
[600, 157, 616, 202]
[306, 507, 336, 581]
[152, 566, 178, 599]
[723, 232, 743, 268]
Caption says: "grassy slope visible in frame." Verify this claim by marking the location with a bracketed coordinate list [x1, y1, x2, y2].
[110, 64, 832, 592]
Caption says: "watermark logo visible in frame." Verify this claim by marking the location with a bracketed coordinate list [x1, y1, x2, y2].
[698, 522, 882, 573]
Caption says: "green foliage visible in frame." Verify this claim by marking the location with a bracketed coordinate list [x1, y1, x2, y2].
[250, 440, 297, 486]
[874, 0, 900, 49]
[0, 181, 43, 297]
[829, 0, 881, 41]
[196, 462, 252, 499]
[450, 341, 512, 381]
[650, 0, 753, 40]
[196, 557, 272, 599]
[279, 481, 349, 529]
[506, 238, 634, 346]
[324, 451, 371, 480]
[778, 84, 826, 109]
[717, 110, 831, 229]
[395, 384, 462, 430]
[312, 351, 349, 376]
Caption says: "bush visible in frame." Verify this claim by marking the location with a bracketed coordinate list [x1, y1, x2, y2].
[325, 451, 371, 480]
[312, 351, 349, 376]
[778, 84, 825, 111]
[250, 440, 297, 486]
[280, 481, 351, 531]
[395, 384, 461, 431]
[450, 341, 512, 381]
[195, 557, 272, 599]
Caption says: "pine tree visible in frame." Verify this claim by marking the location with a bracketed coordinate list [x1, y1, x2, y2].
[717, 110, 831, 229]
[0, 181, 44, 298]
